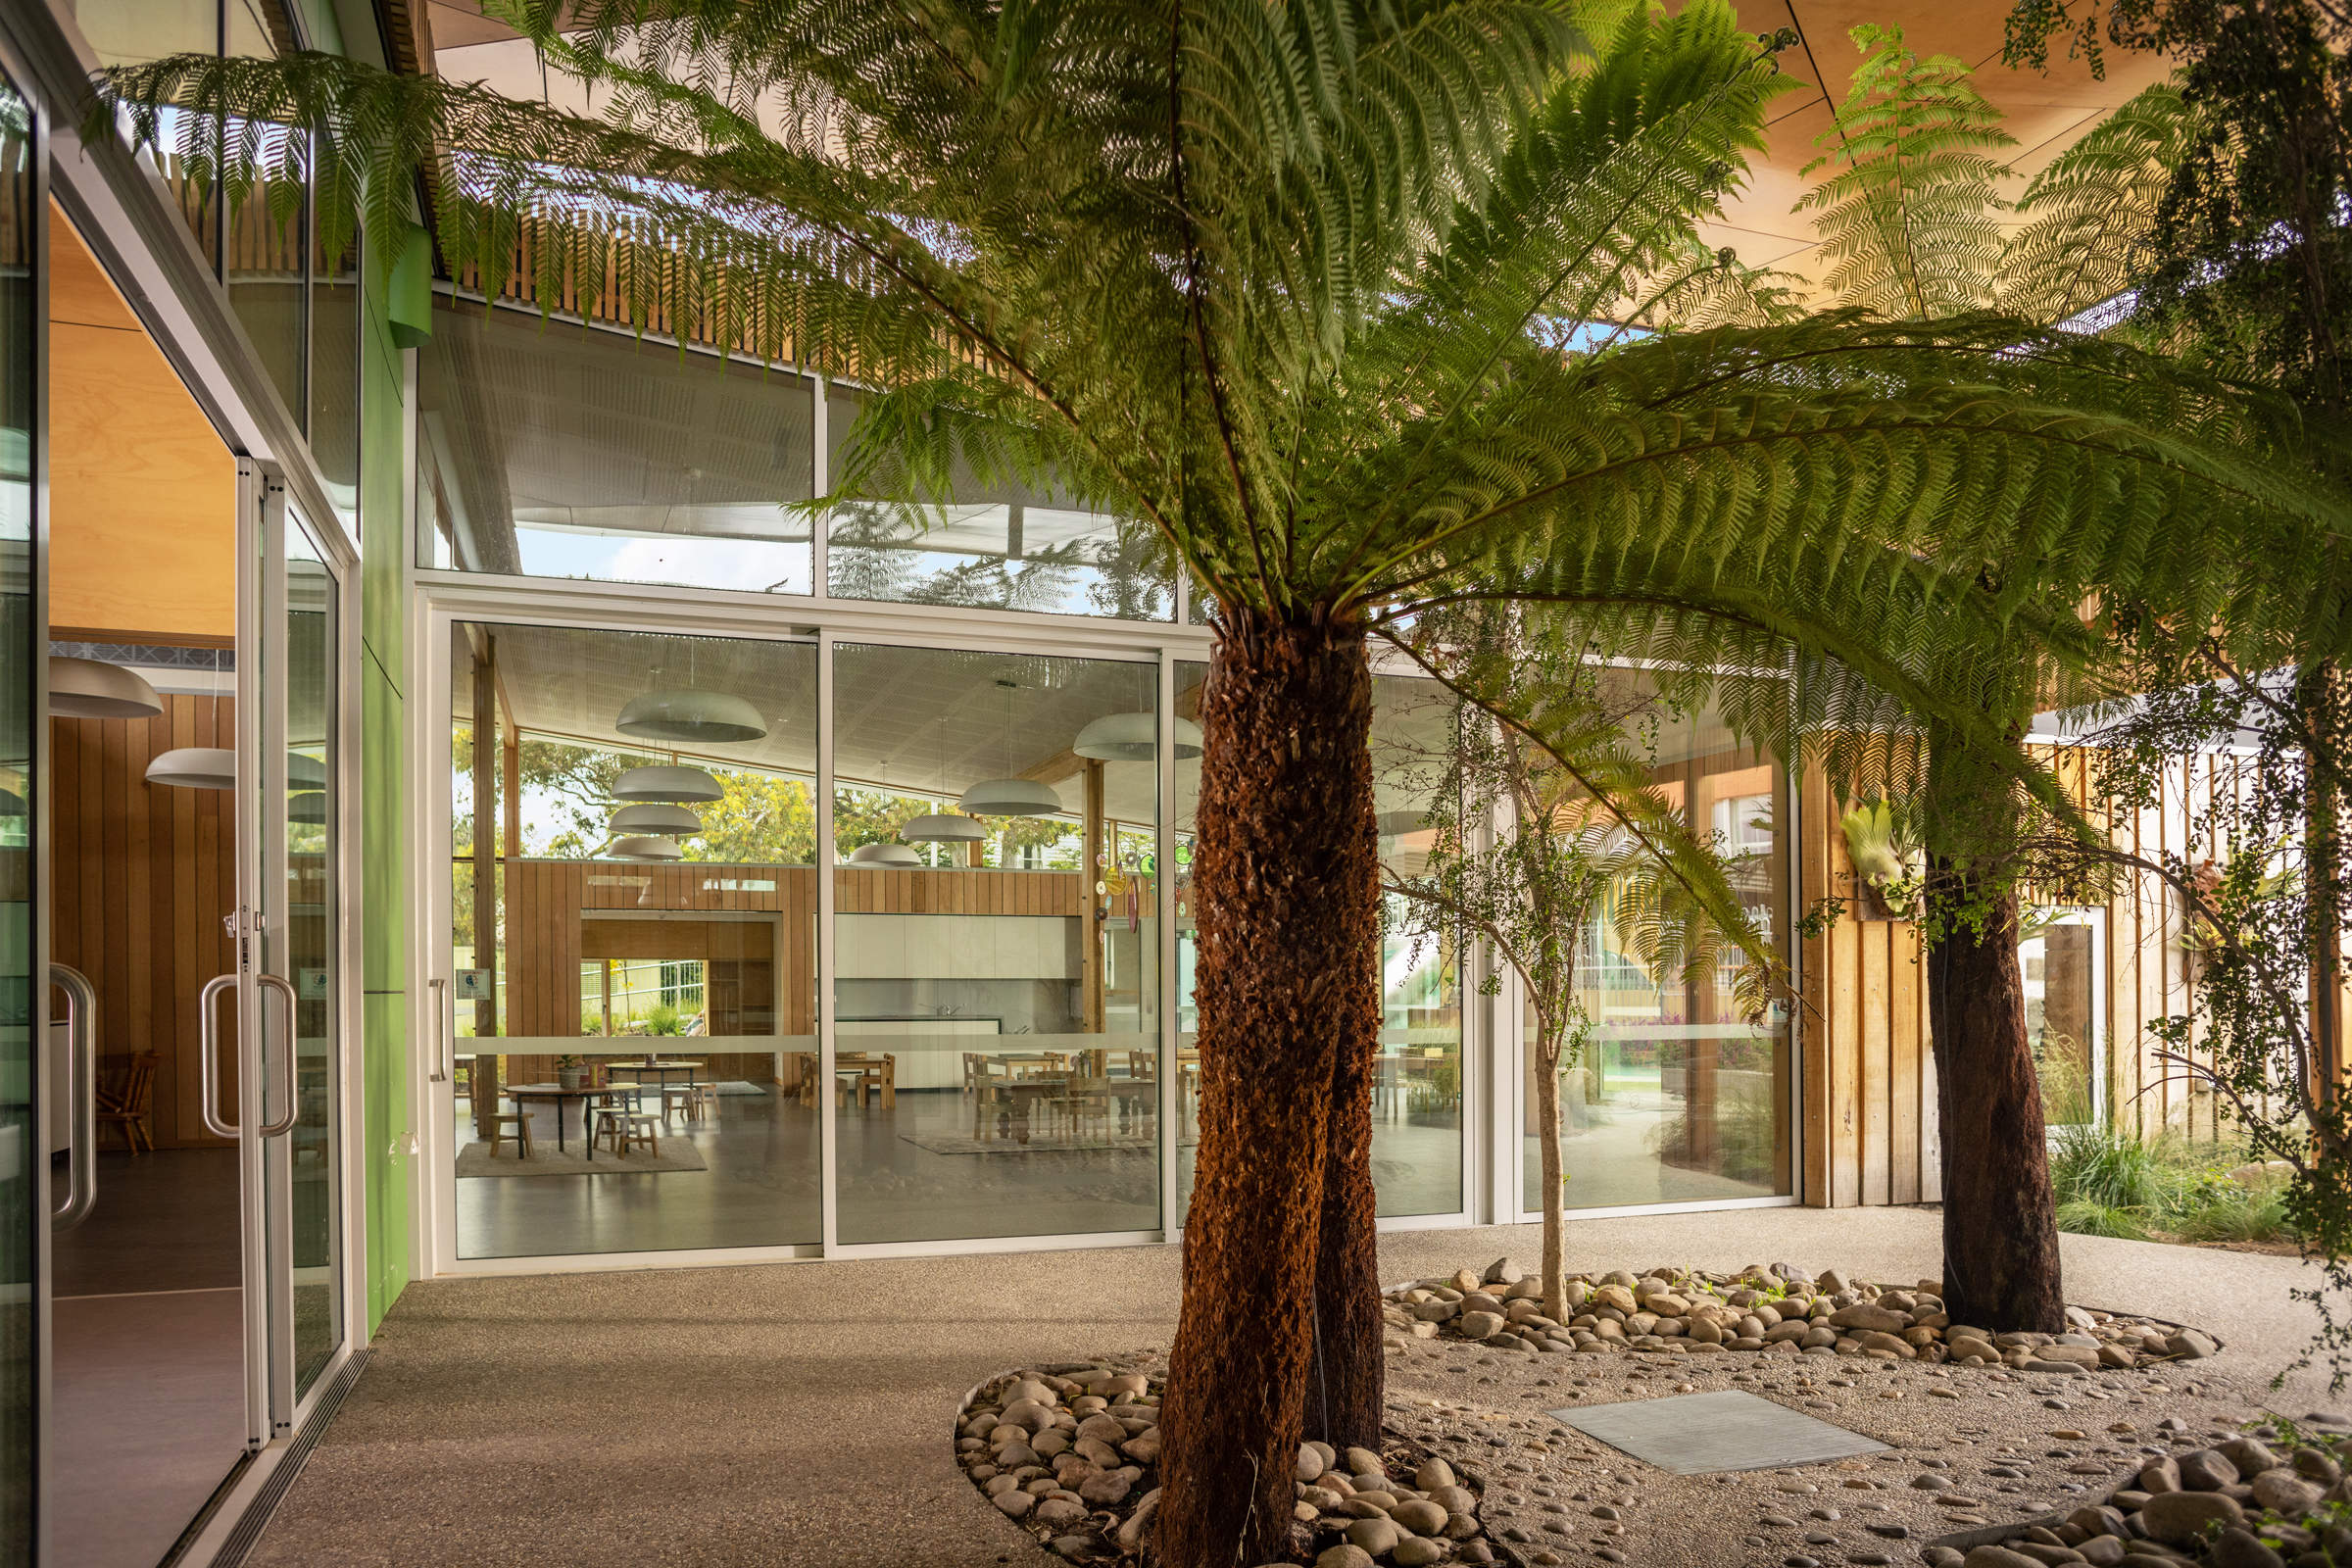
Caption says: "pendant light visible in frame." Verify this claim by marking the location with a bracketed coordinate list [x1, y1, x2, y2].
[49, 656, 163, 719]
[290, 790, 328, 824]
[612, 801, 702, 834]
[1376, 810, 1432, 838]
[610, 834, 684, 861]
[146, 747, 236, 790]
[613, 764, 723, 804]
[847, 842, 921, 866]
[958, 677, 1062, 816]
[1073, 711, 1202, 761]
[617, 689, 766, 744]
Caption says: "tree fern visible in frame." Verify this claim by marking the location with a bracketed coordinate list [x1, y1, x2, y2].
[2001, 83, 2196, 327]
[1796, 24, 2015, 319]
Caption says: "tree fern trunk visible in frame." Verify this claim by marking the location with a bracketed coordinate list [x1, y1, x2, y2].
[1922, 720, 2064, 1333]
[1303, 950, 1385, 1451]
[1926, 880, 2063, 1331]
[1157, 607, 1376, 1567]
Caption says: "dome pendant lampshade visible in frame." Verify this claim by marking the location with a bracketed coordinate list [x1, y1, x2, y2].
[613, 764, 724, 804]
[610, 834, 684, 861]
[146, 747, 237, 791]
[615, 689, 766, 744]
[612, 802, 702, 834]
[847, 842, 922, 866]
[1072, 712, 1202, 761]
[957, 777, 1062, 816]
[902, 811, 986, 844]
[289, 790, 329, 825]
[49, 656, 164, 719]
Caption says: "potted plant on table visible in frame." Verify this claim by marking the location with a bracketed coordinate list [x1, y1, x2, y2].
[557, 1054, 585, 1090]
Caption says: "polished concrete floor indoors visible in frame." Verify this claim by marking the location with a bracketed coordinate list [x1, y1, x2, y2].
[453, 1083, 1472, 1257]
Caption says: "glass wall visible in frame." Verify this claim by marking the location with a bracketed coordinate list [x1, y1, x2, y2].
[830, 644, 1161, 1243]
[447, 622, 819, 1258]
[419, 301, 817, 594]
[825, 386, 1174, 619]
[1170, 664, 1464, 1224]
[1522, 683, 1793, 1213]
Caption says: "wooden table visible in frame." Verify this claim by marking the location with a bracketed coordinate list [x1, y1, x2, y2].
[503, 1083, 639, 1157]
[603, 1059, 706, 1092]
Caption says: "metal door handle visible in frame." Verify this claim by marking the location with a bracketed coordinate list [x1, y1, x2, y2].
[426, 976, 452, 1083]
[51, 964, 97, 1230]
[257, 973, 299, 1138]
[199, 973, 239, 1139]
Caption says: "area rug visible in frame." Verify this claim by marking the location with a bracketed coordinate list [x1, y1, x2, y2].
[713, 1081, 768, 1096]
[900, 1131, 1194, 1156]
[456, 1140, 708, 1178]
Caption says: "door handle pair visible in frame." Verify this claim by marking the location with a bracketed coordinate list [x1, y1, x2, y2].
[199, 972, 301, 1140]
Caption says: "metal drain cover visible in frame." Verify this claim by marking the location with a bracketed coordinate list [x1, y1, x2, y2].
[1548, 1390, 1889, 1475]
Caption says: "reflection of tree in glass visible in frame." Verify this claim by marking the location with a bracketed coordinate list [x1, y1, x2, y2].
[826, 500, 1170, 616]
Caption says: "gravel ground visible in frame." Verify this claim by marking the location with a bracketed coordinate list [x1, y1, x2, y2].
[242, 1207, 2346, 1567]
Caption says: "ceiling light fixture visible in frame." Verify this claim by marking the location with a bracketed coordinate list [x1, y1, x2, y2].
[49, 656, 165, 720]
[613, 764, 724, 804]
[145, 747, 237, 791]
[958, 676, 1062, 816]
[616, 689, 766, 744]
[610, 834, 684, 861]
[1073, 711, 1202, 761]
[847, 842, 921, 866]
[612, 802, 702, 834]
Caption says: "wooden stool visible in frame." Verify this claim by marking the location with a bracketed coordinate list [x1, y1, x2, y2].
[607, 1112, 661, 1158]
[662, 1085, 703, 1126]
[484, 1111, 532, 1160]
[691, 1083, 720, 1120]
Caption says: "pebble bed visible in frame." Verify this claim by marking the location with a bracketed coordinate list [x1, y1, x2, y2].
[1928, 1425, 2351, 1568]
[956, 1261, 2348, 1568]
[955, 1361, 1502, 1566]
[1387, 1260, 2216, 1373]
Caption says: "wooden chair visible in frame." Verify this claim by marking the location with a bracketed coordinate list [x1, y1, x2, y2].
[968, 1056, 1011, 1140]
[662, 1085, 705, 1126]
[96, 1053, 158, 1153]
[1059, 1075, 1116, 1141]
[483, 1110, 532, 1160]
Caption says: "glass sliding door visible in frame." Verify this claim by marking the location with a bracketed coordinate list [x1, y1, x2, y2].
[830, 644, 1162, 1244]
[445, 622, 819, 1259]
[264, 508, 340, 1401]
[0, 64, 33, 1568]
[1523, 683, 1794, 1213]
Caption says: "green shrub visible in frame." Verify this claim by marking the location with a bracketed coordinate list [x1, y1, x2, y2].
[2055, 1197, 2154, 1240]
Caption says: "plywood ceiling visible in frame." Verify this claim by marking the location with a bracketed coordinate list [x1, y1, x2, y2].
[47, 202, 238, 643]
[423, 0, 2171, 291]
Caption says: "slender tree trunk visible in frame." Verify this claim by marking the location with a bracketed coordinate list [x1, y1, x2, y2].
[1537, 1032, 1568, 1322]
[1157, 608, 1377, 1568]
[1924, 873, 2065, 1332]
[1302, 935, 1385, 1451]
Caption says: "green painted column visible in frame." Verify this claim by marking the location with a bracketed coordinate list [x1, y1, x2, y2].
[357, 237, 414, 1330]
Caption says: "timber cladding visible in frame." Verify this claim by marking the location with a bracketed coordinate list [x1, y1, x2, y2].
[48, 696, 242, 1150]
[1796, 745, 2220, 1209]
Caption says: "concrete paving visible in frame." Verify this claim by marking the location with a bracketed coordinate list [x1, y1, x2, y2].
[245, 1207, 2347, 1567]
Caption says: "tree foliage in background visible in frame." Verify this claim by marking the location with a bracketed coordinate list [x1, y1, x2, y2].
[104, 2, 2352, 1554]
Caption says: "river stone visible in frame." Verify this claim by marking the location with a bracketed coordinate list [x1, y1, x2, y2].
[1415, 1458, 1455, 1492]
[1484, 1256, 1525, 1284]
[2219, 1440, 2280, 1474]
[2079, 1537, 2126, 1566]
[1298, 1446, 1327, 1484]
[1395, 1538, 1446, 1567]
[994, 1491, 1036, 1519]
[1317, 1548, 1376, 1568]
[1115, 1490, 1161, 1554]
[1079, 1470, 1132, 1505]
[2169, 1330, 2218, 1358]
[2178, 1450, 2240, 1492]
[1347, 1517, 1401, 1555]
[2139, 1490, 2246, 1544]
[2250, 1471, 2323, 1515]
[1964, 1548, 2044, 1568]
[2138, 1458, 2181, 1494]
[2208, 1528, 2285, 1568]
[1345, 1446, 1387, 1479]
[1393, 1499, 1448, 1536]
[1033, 1497, 1088, 1529]
[1006, 1379, 1058, 1405]
[1459, 1311, 1505, 1340]
[1830, 1304, 1909, 1334]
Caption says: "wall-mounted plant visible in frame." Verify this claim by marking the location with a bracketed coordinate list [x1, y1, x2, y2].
[1839, 799, 1923, 921]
